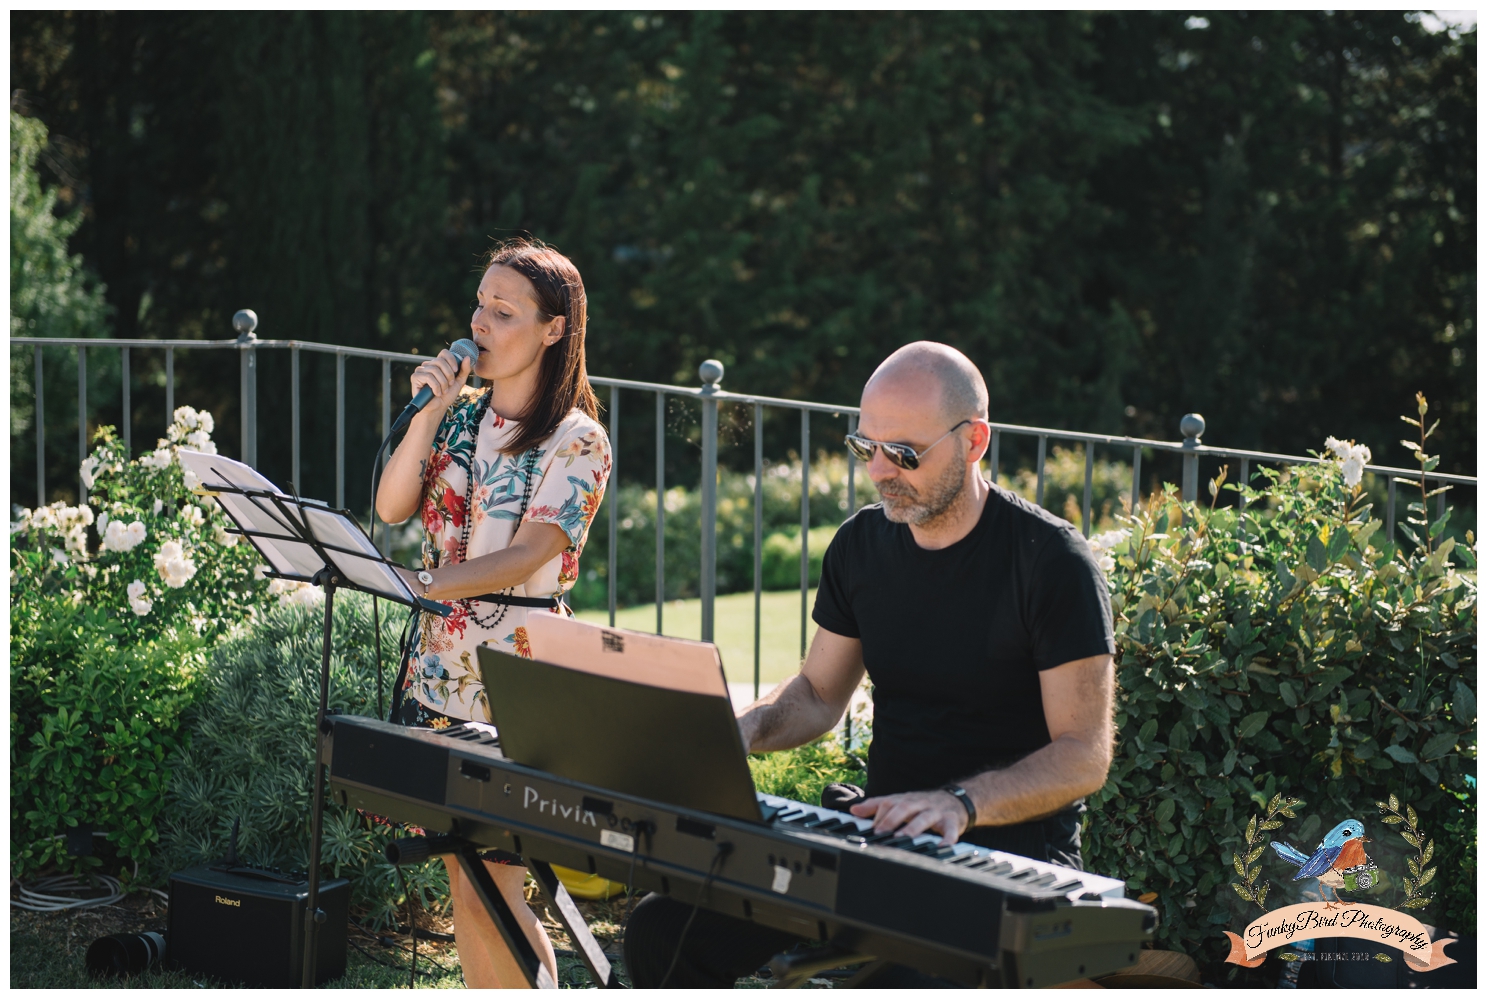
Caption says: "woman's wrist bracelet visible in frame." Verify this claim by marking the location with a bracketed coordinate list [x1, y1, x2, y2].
[941, 784, 977, 826]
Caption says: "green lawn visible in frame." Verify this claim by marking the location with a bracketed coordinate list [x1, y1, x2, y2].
[576, 589, 819, 689]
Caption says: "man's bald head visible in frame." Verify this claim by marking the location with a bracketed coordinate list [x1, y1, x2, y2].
[862, 342, 988, 424]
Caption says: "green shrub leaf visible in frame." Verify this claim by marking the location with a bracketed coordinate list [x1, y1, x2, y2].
[1420, 732, 1457, 761]
[1238, 711, 1270, 739]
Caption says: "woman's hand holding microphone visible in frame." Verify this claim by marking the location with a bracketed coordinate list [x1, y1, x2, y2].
[407, 343, 477, 426]
[376, 339, 478, 526]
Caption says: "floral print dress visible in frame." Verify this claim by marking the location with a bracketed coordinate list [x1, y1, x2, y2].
[401, 388, 611, 724]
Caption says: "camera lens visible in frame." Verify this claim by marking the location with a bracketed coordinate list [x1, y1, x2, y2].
[85, 931, 167, 978]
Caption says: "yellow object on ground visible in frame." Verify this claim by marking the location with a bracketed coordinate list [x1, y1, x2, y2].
[551, 864, 626, 900]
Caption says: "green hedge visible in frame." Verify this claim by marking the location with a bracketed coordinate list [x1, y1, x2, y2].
[570, 454, 875, 609]
[154, 591, 448, 927]
[10, 415, 264, 880]
[1086, 454, 1476, 960]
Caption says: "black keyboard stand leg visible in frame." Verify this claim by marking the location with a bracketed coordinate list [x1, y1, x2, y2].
[525, 858, 624, 988]
[455, 844, 558, 989]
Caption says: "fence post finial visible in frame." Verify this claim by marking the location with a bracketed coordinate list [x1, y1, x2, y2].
[698, 358, 724, 392]
[1180, 413, 1205, 445]
[233, 309, 259, 343]
[1180, 413, 1205, 502]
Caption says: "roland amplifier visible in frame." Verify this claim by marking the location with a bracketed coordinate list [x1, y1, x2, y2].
[167, 865, 350, 987]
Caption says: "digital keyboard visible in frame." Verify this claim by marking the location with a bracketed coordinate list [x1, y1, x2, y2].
[323, 714, 1155, 987]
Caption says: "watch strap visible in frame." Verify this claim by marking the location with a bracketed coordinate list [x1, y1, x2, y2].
[942, 784, 977, 826]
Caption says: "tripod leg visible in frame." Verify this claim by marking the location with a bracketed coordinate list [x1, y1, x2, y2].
[456, 845, 558, 989]
[525, 859, 622, 988]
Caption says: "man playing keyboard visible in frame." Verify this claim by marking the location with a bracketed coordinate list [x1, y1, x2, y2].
[624, 342, 1117, 988]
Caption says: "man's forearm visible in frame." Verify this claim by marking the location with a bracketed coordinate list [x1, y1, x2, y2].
[961, 733, 1111, 827]
[737, 674, 843, 754]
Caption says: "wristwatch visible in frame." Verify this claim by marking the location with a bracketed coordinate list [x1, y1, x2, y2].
[417, 570, 434, 596]
[941, 784, 977, 827]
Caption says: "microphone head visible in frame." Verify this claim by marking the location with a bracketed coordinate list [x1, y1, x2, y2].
[449, 338, 479, 367]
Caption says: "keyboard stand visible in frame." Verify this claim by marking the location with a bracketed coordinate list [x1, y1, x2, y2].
[390, 837, 621, 989]
[525, 857, 624, 988]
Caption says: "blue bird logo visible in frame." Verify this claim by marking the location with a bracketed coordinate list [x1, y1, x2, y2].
[1271, 819, 1374, 908]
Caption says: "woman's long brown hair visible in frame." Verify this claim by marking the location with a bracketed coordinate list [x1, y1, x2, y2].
[481, 239, 600, 456]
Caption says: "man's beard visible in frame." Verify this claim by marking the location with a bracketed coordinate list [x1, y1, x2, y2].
[877, 457, 967, 527]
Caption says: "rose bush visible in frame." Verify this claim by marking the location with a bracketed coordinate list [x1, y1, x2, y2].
[10, 408, 269, 879]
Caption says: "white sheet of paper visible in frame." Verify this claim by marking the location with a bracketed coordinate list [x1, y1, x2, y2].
[176, 449, 417, 602]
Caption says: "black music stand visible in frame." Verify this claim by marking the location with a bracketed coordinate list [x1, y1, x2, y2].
[178, 450, 450, 989]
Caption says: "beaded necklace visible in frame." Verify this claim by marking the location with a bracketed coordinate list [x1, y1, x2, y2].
[430, 389, 542, 631]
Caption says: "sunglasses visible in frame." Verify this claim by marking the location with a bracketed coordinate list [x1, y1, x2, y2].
[844, 420, 971, 470]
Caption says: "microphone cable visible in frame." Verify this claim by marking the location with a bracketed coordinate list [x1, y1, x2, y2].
[367, 338, 479, 719]
[368, 423, 400, 722]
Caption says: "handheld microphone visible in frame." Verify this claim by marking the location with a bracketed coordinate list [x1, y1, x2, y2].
[392, 338, 479, 433]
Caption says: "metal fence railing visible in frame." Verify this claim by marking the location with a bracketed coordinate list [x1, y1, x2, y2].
[13, 317, 1477, 696]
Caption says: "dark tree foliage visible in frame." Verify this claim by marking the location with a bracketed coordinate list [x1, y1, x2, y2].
[9, 11, 1475, 506]
[1088, 12, 1475, 470]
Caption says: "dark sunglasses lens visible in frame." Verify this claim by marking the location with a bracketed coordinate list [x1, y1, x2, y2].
[885, 445, 919, 470]
[845, 435, 919, 469]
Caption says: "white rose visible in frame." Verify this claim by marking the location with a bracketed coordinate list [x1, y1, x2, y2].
[213, 522, 239, 547]
[184, 430, 217, 455]
[51, 547, 70, 566]
[104, 519, 148, 553]
[179, 505, 206, 529]
[154, 539, 198, 589]
[153, 498, 164, 516]
[129, 596, 153, 616]
[63, 526, 89, 554]
[98, 511, 110, 533]
[1324, 438, 1372, 489]
[1086, 529, 1131, 556]
[197, 412, 215, 435]
[79, 455, 102, 489]
[1097, 553, 1116, 573]
[290, 584, 323, 608]
[127, 579, 149, 600]
[269, 578, 322, 607]
[140, 447, 173, 470]
[183, 469, 201, 491]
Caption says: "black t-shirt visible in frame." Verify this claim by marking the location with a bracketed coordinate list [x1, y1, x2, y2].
[812, 483, 1115, 799]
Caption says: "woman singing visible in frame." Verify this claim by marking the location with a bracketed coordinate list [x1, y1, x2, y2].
[376, 239, 610, 987]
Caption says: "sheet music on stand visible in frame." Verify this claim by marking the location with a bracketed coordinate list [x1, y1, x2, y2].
[176, 449, 444, 614]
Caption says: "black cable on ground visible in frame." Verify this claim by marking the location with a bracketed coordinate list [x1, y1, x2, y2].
[394, 866, 416, 989]
[348, 939, 450, 980]
[658, 843, 732, 989]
